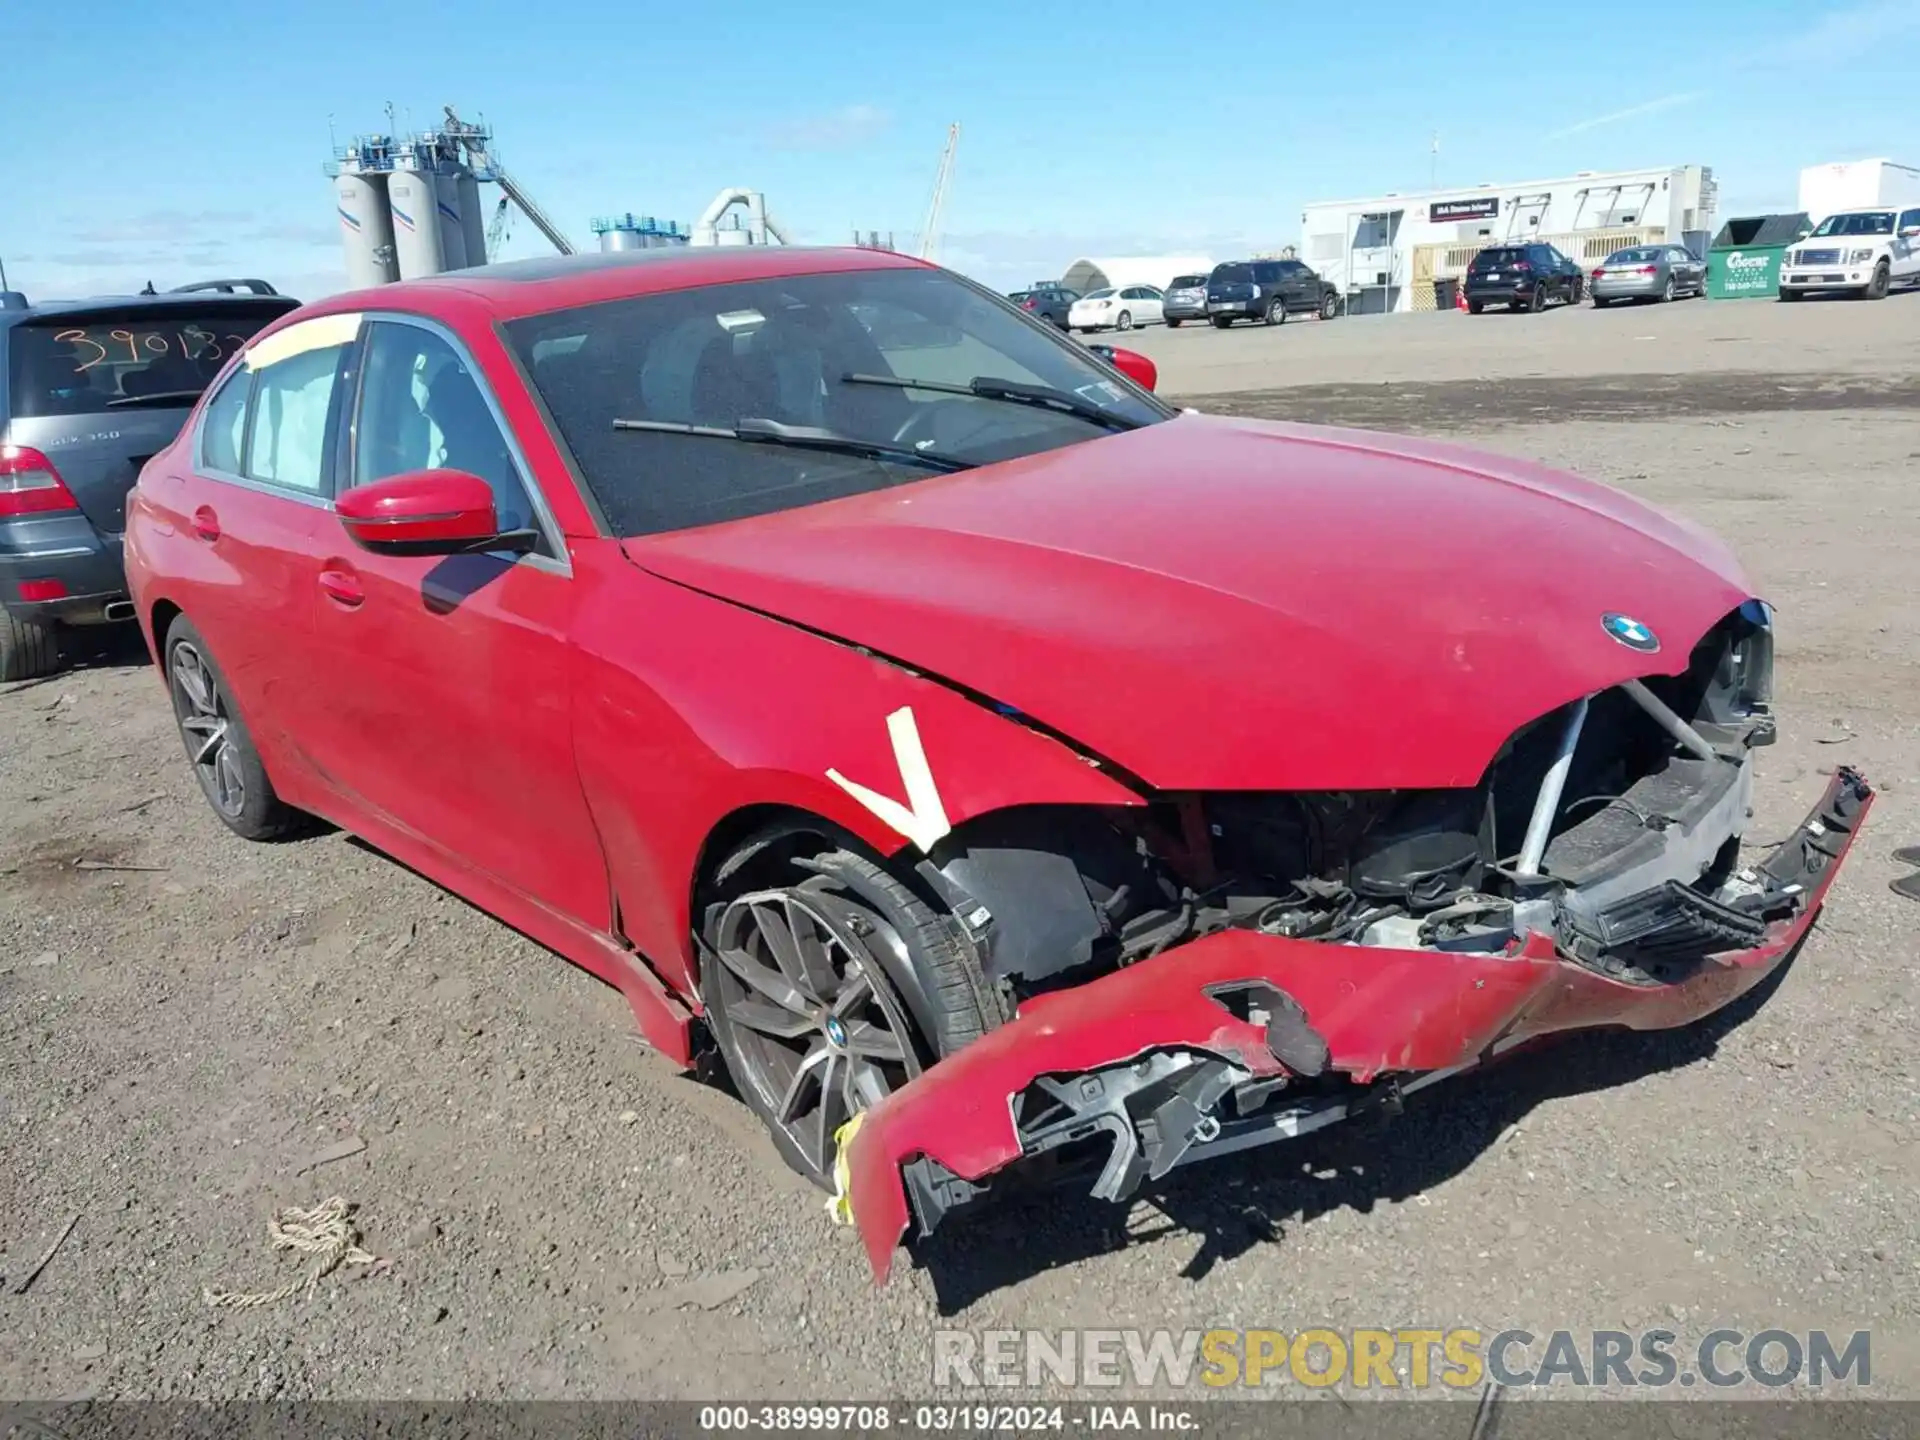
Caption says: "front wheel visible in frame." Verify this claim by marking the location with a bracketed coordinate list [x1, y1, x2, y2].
[1319, 291, 1339, 320]
[164, 616, 302, 840]
[698, 833, 1004, 1188]
[1864, 263, 1890, 300]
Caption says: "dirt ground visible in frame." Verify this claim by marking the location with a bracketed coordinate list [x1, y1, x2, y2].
[4, 292, 1917, 1403]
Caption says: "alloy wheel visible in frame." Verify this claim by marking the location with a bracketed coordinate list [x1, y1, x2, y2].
[709, 879, 922, 1178]
[169, 641, 245, 818]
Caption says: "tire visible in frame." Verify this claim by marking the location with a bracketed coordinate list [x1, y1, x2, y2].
[1262, 298, 1286, 326]
[163, 616, 302, 841]
[1527, 284, 1546, 313]
[1778, 288, 1802, 302]
[1865, 262, 1890, 300]
[697, 828, 1007, 1188]
[1661, 276, 1676, 303]
[1467, 299, 1484, 314]
[1592, 295, 1611, 308]
[1115, 310, 1133, 331]
[1319, 291, 1339, 320]
[1166, 318, 1182, 328]
[0, 610, 61, 683]
[1211, 315, 1232, 328]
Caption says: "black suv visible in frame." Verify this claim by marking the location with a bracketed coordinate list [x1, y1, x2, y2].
[1463, 244, 1584, 313]
[1, 279, 298, 679]
[1204, 259, 1341, 327]
[1009, 283, 1078, 330]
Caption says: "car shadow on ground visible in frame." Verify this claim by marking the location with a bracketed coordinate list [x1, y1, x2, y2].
[1, 624, 152, 696]
[907, 934, 1810, 1313]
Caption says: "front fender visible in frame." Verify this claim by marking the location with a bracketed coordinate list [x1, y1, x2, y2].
[568, 549, 1143, 999]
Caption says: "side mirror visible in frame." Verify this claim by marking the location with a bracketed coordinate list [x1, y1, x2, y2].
[336, 469, 528, 557]
[1088, 344, 1158, 392]
[1902, 225, 1920, 239]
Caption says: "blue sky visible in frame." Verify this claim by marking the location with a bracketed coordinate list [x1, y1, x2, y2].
[4, 0, 1916, 302]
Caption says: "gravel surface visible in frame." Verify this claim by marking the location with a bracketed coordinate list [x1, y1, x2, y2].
[3, 294, 1916, 1402]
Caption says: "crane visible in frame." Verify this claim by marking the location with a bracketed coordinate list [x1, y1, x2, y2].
[918, 123, 959, 264]
[443, 105, 576, 257]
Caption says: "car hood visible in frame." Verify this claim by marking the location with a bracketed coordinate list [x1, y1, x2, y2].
[623, 413, 1754, 792]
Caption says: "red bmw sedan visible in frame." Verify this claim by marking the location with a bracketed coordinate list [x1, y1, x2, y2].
[124, 246, 1870, 1280]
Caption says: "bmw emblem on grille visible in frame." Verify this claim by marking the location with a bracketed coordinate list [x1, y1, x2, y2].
[1602, 613, 1660, 653]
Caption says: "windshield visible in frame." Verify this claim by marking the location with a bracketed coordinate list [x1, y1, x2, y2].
[504, 265, 1174, 538]
[1169, 275, 1207, 289]
[1209, 264, 1252, 285]
[1605, 248, 1661, 264]
[1808, 212, 1893, 237]
[6, 303, 287, 418]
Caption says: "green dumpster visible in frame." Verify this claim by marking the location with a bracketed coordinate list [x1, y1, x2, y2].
[1706, 213, 1811, 300]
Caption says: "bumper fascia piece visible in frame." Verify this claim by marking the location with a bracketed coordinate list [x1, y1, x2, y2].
[845, 767, 1872, 1283]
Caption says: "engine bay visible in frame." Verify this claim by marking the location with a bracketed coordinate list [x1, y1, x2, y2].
[930, 602, 1788, 999]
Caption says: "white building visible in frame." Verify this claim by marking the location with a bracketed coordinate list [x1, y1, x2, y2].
[1300, 165, 1717, 315]
[1797, 159, 1920, 225]
[1059, 256, 1215, 293]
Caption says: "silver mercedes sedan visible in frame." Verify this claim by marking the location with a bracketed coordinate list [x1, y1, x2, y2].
[1591, 245, 1707, 306]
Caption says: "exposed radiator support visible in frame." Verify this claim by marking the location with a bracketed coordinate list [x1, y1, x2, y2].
[1516, 696, 1591, 878]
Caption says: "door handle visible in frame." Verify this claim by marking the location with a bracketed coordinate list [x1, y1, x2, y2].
[318, 567, 364, 608]
[190, 505, 221, 542]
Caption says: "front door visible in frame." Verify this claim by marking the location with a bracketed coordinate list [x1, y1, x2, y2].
[302, 314, 609, 930]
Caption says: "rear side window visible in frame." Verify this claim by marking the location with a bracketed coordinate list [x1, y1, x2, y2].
[5, 304, 287, 419]
[244, 333, 353, 495]
[199, 370, 251, 474]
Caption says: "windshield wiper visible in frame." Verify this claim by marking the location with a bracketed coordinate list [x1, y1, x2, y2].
[610, 416, 974, 473]
[107, 389, 207, 408]
[842, 372, 1145, 432]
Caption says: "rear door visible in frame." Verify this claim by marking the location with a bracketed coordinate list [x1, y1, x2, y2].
[133, 311, 364, 789]
[4, 302, 289, 544]
[1895, 209, 1920, 280]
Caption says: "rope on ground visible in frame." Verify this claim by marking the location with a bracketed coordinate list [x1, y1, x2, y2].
[202, 1196, 379, 1309]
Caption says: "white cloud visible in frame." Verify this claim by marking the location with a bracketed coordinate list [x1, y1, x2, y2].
[1547, 90, 1706, 140]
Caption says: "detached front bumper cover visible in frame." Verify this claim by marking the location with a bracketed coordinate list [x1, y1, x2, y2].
[843, 767, 1871, 1282]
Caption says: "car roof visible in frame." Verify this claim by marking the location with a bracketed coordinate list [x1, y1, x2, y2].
[0, 289, 297, 330]
[295, 245, 939, 326]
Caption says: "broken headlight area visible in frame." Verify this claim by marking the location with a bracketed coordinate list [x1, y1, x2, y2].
[926, 604, 1805, 997]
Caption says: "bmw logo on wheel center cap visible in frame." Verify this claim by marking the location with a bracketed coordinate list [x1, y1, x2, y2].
[823, 1015, 848, 1047]
[1602, 613, 1660, 653]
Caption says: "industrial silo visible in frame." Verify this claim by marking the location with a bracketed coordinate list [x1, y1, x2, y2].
[386, 160, 447, 280]
[334, 170, 400, 288]
[456, 169, 487, 265]
[598, 216, 643, 251]
[433, 170, 470, 270]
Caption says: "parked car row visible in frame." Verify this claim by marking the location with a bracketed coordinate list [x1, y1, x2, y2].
[1013, 258, 1345, 335]
[1462, 241, 1714, 314]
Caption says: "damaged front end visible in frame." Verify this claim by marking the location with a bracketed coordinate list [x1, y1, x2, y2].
[840, 602, 1874, 1280]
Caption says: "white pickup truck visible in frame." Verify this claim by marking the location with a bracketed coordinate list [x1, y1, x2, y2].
[1777, 206, 1920, 299]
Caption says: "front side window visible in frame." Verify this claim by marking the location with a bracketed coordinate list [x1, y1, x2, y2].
[504, 265, 1173, 539]
[351, 320, 542, 545]
[242, 316, 359, 495]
